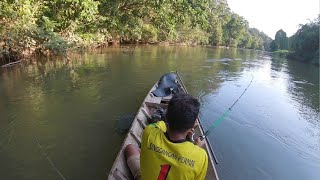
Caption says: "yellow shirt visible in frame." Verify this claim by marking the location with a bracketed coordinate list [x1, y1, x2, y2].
[140, 121, 208, 180]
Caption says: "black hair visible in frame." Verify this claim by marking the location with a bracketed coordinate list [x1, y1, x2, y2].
[166, 93, 200, 133]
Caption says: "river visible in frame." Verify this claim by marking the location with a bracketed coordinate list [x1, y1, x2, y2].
[0, 46, 319, 180]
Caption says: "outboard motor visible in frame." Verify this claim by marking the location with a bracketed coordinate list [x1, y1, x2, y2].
[152, 73, 180, 97]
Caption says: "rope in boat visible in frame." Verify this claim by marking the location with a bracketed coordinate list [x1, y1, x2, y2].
[35, 137, 66, 180]
[202, 75, 254, 138]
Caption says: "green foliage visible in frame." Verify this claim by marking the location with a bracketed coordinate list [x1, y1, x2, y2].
[270, 41, 278, 51]
[274, 29, 289, 50]
[239, 31, 252, 49]
[273, 50, 290, 58]
[270, 29, 289, 52]
[40, 0, 103, 32]
[0, 0, 273, 64]
[30, 27, 70, 55]
[249, 28, 272, 50]
[288, 16, 319, 65]
[176, 23, 209, 45]
[209, 20, 223, 46]
[0, 0, 41, 56]
[270, 17, 319, 65]
[223, 14, 247, 47]
[141, 24, 158, 42]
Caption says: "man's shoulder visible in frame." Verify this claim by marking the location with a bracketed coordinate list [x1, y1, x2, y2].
[144, 121, 166, 135]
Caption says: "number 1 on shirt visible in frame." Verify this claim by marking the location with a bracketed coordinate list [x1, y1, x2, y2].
[157, 164, 171, 180]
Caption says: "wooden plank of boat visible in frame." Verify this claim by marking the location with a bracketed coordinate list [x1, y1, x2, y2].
[107, 73, 219, 180]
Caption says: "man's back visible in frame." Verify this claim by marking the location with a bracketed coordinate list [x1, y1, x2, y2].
[140, 121, 208, 180]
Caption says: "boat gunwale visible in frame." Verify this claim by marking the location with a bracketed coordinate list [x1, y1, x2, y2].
[107, 82, 157, 179]
[176, 71, 219, 179]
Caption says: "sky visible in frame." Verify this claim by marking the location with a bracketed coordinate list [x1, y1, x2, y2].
[227, 0, 319, 39]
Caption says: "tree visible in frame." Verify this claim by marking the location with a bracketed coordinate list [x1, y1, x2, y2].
[270, 40, 278, 51]
[223, 14, 247, 47]
[288, 16, 319, 64]
[238, 31, 252, 48]
[274, 29, 289, 50]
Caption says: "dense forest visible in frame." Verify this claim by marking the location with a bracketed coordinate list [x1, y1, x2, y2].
[271, 16, 319, 65]
[0, 0, 272, 64]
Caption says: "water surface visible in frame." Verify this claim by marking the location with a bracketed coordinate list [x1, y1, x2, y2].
[0, 46, 319, 180]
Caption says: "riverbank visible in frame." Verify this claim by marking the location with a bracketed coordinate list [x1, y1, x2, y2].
[272, 50, 290, 58]
[0, 41, 192, 67]
[287, 52, 320, 66]
[0, 41, 231, 67]
[270, 50, 319, 67]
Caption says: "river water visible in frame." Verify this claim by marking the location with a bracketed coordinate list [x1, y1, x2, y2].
[0, 46, 319, 180]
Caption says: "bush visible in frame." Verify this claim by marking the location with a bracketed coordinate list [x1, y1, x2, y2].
[141, 24, 158, 42]
[29, 28, 70, 56]
[273, 50, 290, 58]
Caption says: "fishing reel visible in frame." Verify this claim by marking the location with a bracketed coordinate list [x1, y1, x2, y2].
[187, 132, 205, 143]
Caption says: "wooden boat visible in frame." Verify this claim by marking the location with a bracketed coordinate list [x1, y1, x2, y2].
[108, 72, 219, 180]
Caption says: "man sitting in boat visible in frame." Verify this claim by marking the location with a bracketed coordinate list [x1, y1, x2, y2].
[125, 93, 208, 180]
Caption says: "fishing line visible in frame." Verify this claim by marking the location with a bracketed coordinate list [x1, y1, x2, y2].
[35, 137, 66, 180]
[197, 91, 205, 102]
[201, 75, 254, 139]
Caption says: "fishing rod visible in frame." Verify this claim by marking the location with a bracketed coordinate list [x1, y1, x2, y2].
[200, 75, 254, 140]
